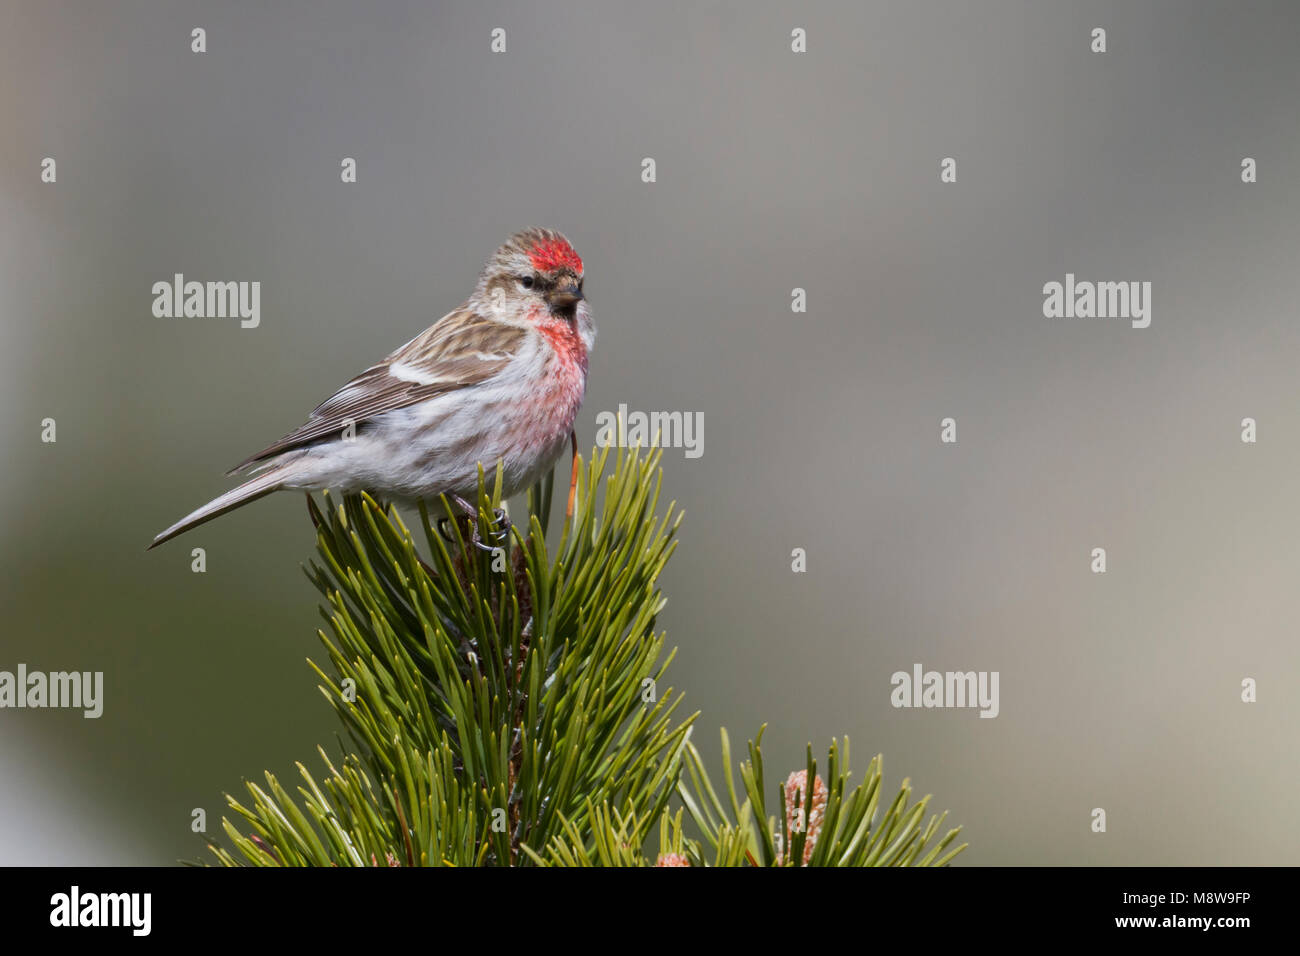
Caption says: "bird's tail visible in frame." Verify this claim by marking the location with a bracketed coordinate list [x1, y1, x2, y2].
[148, 466, 291, 550]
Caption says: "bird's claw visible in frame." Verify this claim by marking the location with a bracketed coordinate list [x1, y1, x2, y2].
[474, 507, 512, 550]
[437, 499, 512, 553]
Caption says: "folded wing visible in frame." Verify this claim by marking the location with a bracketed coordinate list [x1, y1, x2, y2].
[227, 306, 525, 473]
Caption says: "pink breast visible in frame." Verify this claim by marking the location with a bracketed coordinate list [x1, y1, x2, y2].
[530, 319, 588, 443]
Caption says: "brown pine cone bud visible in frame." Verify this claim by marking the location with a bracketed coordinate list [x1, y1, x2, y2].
[780, 769, 828, 866]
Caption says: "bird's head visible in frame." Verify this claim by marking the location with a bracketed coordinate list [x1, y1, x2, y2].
[477, 227, 589, 327]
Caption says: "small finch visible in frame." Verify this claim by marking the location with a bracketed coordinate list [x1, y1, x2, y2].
[150, 227, 594, 549]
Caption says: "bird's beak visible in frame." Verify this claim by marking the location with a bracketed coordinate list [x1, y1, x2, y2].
[547, 279, 584, 312]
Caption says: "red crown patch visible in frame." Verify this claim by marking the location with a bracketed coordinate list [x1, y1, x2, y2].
[528, 237, 583, 274]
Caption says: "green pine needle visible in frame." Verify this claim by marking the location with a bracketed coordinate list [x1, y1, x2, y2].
[208, 444, 967, 867]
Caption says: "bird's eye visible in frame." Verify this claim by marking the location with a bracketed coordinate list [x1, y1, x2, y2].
[520, 275, 535, 290]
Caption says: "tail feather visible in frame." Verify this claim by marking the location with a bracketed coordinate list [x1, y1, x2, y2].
[148, 468, 289, 550]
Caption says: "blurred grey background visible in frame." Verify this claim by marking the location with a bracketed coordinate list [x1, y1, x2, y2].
[2, 0, 1298, 865]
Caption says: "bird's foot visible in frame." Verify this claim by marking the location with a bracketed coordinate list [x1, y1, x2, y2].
[437, 496, 511, 552]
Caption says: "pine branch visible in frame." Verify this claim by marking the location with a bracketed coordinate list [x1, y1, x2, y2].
[207, 444, 968, 867]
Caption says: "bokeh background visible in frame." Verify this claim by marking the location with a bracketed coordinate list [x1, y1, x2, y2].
[3, 0, 1298, 865]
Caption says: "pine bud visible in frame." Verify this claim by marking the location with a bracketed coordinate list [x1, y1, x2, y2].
[780, 769, 828, 866]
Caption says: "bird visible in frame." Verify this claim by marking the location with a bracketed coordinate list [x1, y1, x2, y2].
[150, 227, 594, 549]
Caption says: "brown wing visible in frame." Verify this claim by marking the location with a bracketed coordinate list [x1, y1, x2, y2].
[227, 307, 525, 472]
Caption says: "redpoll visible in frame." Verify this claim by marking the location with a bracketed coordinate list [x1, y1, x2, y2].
[151, 227, 594, 549]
